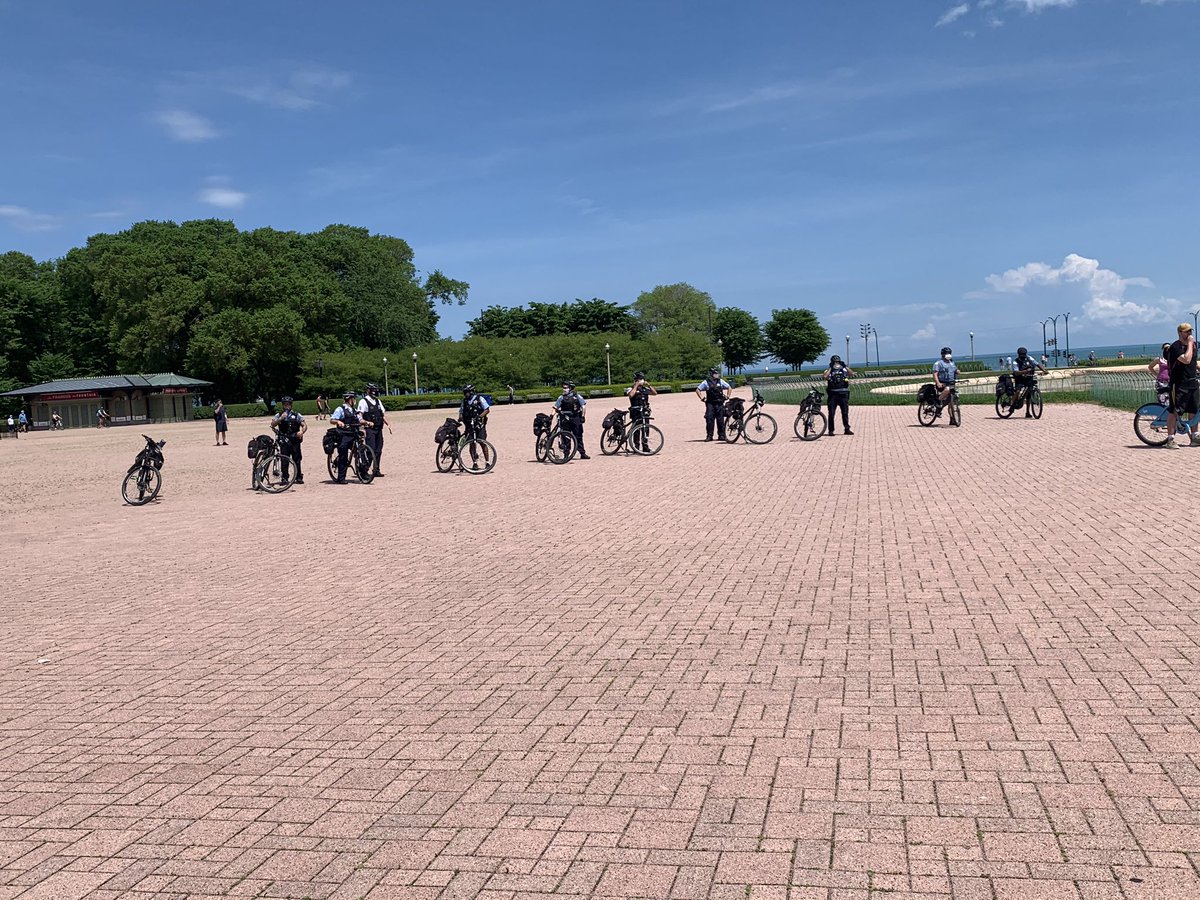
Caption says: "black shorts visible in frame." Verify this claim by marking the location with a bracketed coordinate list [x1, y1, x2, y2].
[1172, 383, 1200, 416]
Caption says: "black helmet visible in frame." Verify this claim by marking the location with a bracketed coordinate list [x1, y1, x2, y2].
[281, 396, 293, 404]
[562, 380, 575, 390]
[366, 383, 379, 393]
[343, 390, 357, 400]
[708, 367, 720, 376]
[463, 384, 475, 396]
[1017, 347, 1028, 357]
[830, 355, 842, 364]
[941, 347, 952, 357]
[634, 371, 645, 381]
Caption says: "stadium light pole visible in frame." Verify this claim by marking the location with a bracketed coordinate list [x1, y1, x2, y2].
[860, 323, 871, 369]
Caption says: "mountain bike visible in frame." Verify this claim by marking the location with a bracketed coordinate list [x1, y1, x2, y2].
[792, 388, 827, 441]
[121, 434, 166, 505]
[723, 389, 778, 444]
[1133, 398, 1200, 447]
[326, 426, 376, 483]
[535, 410, 578, 463]
[435, 418, 497, 474]
[996, 376, 1043, 419]
[917, 384, 961, 427]
[599, 408, 664, 456]
[251, 433, 299, 493]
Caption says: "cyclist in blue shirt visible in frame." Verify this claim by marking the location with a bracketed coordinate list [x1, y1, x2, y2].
[933, 347, 959, 426]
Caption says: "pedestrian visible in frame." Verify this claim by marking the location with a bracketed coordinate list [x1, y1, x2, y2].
[6, 414, 16, 438]
[17, 410, 28, 433]
[357, 383, 391, 477]
[822, 355, 854, 435]
[1164, 323, 1199, 449]
[695, 367, 731, 441]
[315, 392, 329, 421]
[213, 399, 228, 446]
[625, 372, 658, 451]
[507, 384, 515, 404]
[554, 381, 589, 458]
[1088, 350, 1097, 364]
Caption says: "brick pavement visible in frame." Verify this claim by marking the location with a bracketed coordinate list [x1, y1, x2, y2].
[0, 393, 1197, 899]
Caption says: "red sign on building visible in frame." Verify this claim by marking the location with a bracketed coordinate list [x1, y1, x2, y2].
[41, 391, 100, 401]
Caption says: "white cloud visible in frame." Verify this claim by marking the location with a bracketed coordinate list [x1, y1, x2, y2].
[0, 204, 58, 231]
[912, 323, 937, 341]
[1009, 0, 1075, 8]
[198, 178, 247, 209]
[227, 66, 351, 110]
[155, 109, 218, 142]
[936, 4, 971, 26]
[979, 253, 1177, 326]
[832, 302, 947, 320]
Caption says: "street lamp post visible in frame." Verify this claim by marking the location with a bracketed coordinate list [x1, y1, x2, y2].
[1063, 312, 1070, 366]
[317, 357, 324, 378]
[845, 335, 850, 366]
[1045, 315, 1062, 366]
[412, 352, 419, 394]
[969, 332, 974, 362]
[605, 343, 611, 385]
[1041, 318, 1050, 364]
[716, 339, 723, 377]
[872, 327, 880, 367]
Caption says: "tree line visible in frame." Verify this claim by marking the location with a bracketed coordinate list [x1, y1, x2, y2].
[1, 222, 831, 403]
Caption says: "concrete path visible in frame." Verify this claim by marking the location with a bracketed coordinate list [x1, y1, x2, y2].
[1, 393, 1197, 899]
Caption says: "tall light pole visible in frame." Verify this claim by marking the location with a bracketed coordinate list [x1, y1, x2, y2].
[605, 342, 611, 385]
[317, 357, 324, 379]
[859, 323, 871, 369]
[872, 327, 880, 367]
[845, 334, 850, 365]
[969, 332, 974, 362]
[1041, 318, 1051, 364]
[412, 352, 419, 394]
[1191, 308, 1200, 332]
[1046, 315, 1062, 366]
[716, 338, 723, 376]
[1063, 312, 1070, 366]
[382, 357, 388, 395]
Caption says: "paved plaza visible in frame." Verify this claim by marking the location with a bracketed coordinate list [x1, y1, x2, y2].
[1, 393, 1198, 900]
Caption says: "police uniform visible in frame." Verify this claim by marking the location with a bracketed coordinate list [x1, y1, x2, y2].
[271, 407, 306, 482]
[1012, 354, 1039, 417]
[460, 393, 491, 439]
[625, 382, 654, 451]
[696, 375, 731, 440]
[330, 400, 363, 483]
[357, 390, 387, 476]
[554, 388, 589, 458]
[824, 361, 853, 435]
[933, 356, 958, 424]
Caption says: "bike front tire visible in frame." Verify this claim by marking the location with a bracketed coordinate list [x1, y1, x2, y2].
[257, 453, 297, 493]
[951, 395, 962, 427]
[794, 410, 826, 441]
[353, 445, 376, 483]
[630, 423, 664, 456]
[458, 438, 497, 474]
[1133, 402, 1172, 447]
[1028, 387, 1043, 420]
[121, 466, 161, 505]
[743, 412, 778, 444]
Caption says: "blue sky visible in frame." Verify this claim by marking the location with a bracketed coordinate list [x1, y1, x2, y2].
[2, 0, 1198, 362]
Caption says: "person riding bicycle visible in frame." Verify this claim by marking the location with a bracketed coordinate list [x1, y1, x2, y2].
[1165, 322, 1200, 450]
[1149, 343, 1172, 406]
[823, 354, 855, 435]
[459, 384, 492, 465]
[357, 383, 390, 478]
[330, 390, 365, 482]
[933, 347, 959, 426]
[271, 396, 308, 484]
[696, 367, 731, 441]
[51, 410, 63, 430]
[554, 381, 589, 459]
[1011, 347, 1048, 418]
[625, 372, 657, 452]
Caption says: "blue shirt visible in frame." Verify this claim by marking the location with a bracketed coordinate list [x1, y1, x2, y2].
[460, 394, 490, 419]
[933, 359, 957, 383]
[696, 378, 731, 392]
[554, 391, 586, 411]
[330, 403, 359, 423]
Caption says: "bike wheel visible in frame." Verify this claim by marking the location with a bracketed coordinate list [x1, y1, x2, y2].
[631, 423, 664, 456]
[722, 415, 742, 443]
[1028, 387, 1043, 419]
[743, 412, 778, 444]
[995, 394, 1014, 418]
[599, 425, 623, 455]
[1133, 402, 1172, 447]
[435, 439, 458, 472]
[258, 454, 297, 493]
[951, 395, 962, 427]
[353, 445, 376, 483]
[121, 466, 161, 505]
[794, 410, 825, 441]
[545, 429, 576, 464]
[326, 451, 337, 481]
[917, 400, 938, 426]
[458, 438, 497, 474]
[535, 433, 549, 462]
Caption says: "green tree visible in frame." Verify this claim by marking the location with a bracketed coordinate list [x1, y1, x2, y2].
[631, 283, 716, 334]
[713, 307, 763, 373]
[763, 308, 829, 369]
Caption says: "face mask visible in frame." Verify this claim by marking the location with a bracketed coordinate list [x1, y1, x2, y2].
[943, 355, 952, 362]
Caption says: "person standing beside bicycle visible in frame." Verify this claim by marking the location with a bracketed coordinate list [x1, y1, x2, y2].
[696, 367, 731, 441]
[271, 396, 308, 484]
[459, 385, 492, 466]
[1011, 348, 1047, 419]
[555, 381, 590, 459]
[822, 355, 855, 435]
[1164, 323, 1200, 450]
[358, 383, 390, 478]
[625, 372, 657, 451]
[933, 347, 959, 426]
[330, 390, 365, 482]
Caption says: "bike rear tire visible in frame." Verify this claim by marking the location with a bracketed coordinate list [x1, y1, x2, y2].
[436, 439, 458, 472]
[1028, 387, 1043, 420]
[722, 415, 742, 443]
[257, 453, 297, 493]
[458, 438, 497, 474]
[545, 429, 576, 464]
[121, 466, 161, 505]
[631, 423, 664, 456]
[326, 451, 337, 481]
[599, 425, 623, 456]
[1133, 402, 1172, 447]
[743, 411, 778, 444]
[917, 400, 938, 426]
[534, 432, 549, 462]
[995, 394, 1014, 419]
[794, 410, 826, 441]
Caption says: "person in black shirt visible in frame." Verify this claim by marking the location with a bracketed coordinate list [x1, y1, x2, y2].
[822, 355, 855, 435]
[624, 372, 658, 452]
[1165, 323, 1199, 449]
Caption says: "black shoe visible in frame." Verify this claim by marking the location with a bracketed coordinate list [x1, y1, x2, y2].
[844, 430, 853, 435]
[295, 477, 304, 484]
[704, 437, 713, 442]
[335, 477, 347, 484]
[373, 472, 384, 477]
[579, 453, 590, 459]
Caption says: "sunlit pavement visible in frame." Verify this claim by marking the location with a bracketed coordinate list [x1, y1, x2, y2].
[2, 394, 1197, 899]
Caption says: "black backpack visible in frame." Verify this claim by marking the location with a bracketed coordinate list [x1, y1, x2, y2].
[533, 412, 551, 436]
[602, 408, 625, 430]
[434, 417, 459, 443]
[246, 434, 274, 458]
[827, 367, 848, 390]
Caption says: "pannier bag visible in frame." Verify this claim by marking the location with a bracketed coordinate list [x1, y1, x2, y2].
[996, 374, 1014, 396]
[321, 427, 339, 455]
[434, 417, 459, 443]
[601, 408, 625, 430]
[533, 412, 552, 436]
[724, 397, 745, 416]
[247, 434, 275, 458]
[917, 383, 938, 403]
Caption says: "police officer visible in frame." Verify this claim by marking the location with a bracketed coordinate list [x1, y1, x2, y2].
[459, 385, 492, 466]
[695, 367, 731, 441]
[357, 383, 390, 477]
[823, 355, 855, 435]
[330, 390, 364, 483]
[1011, 347, 1047, 418]
[271, 396, 308, 484]
[933, 347, 959, 426]
[625, 372, 657, 452]
[554, 381, 589, 459]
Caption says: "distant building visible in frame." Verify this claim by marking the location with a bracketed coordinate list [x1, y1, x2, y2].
[0, 373, 212, 429]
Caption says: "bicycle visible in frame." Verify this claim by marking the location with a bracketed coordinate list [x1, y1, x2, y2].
[917, 383, 961, 427]
[535, 410, 578, 463]
[434, 417, 497, 474]
[1133, 395, 1200, 447]
[599, 408, 664, 456]
[792, 388, 827, 441]
[121, 434, 166, 505]
[996, 375, 1043, 419]
[723, 389, 778, 444]
[250, 433, 299, 493]
[326, 426, 376, 483]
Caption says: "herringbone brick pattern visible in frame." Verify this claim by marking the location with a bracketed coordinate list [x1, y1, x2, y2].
[0, 394, 1197, 899]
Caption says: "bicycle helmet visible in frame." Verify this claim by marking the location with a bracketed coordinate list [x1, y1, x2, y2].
[563, 381, 575, 390]
[1016, 347, 1028, 358]
[281, 396, 293, 404]
[366, 383, 379, 394]
[343, 390, 357, 400]
[940, 347, 952, 358]
[634, 371, 645, 381]
[708, 367, 720, 377]
[463, 384, 475, 397]
[830, 355, 842, 365]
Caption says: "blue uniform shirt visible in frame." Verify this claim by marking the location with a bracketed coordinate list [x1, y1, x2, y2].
[555, 391, 586, 411]
[933, 359, 957, 384]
